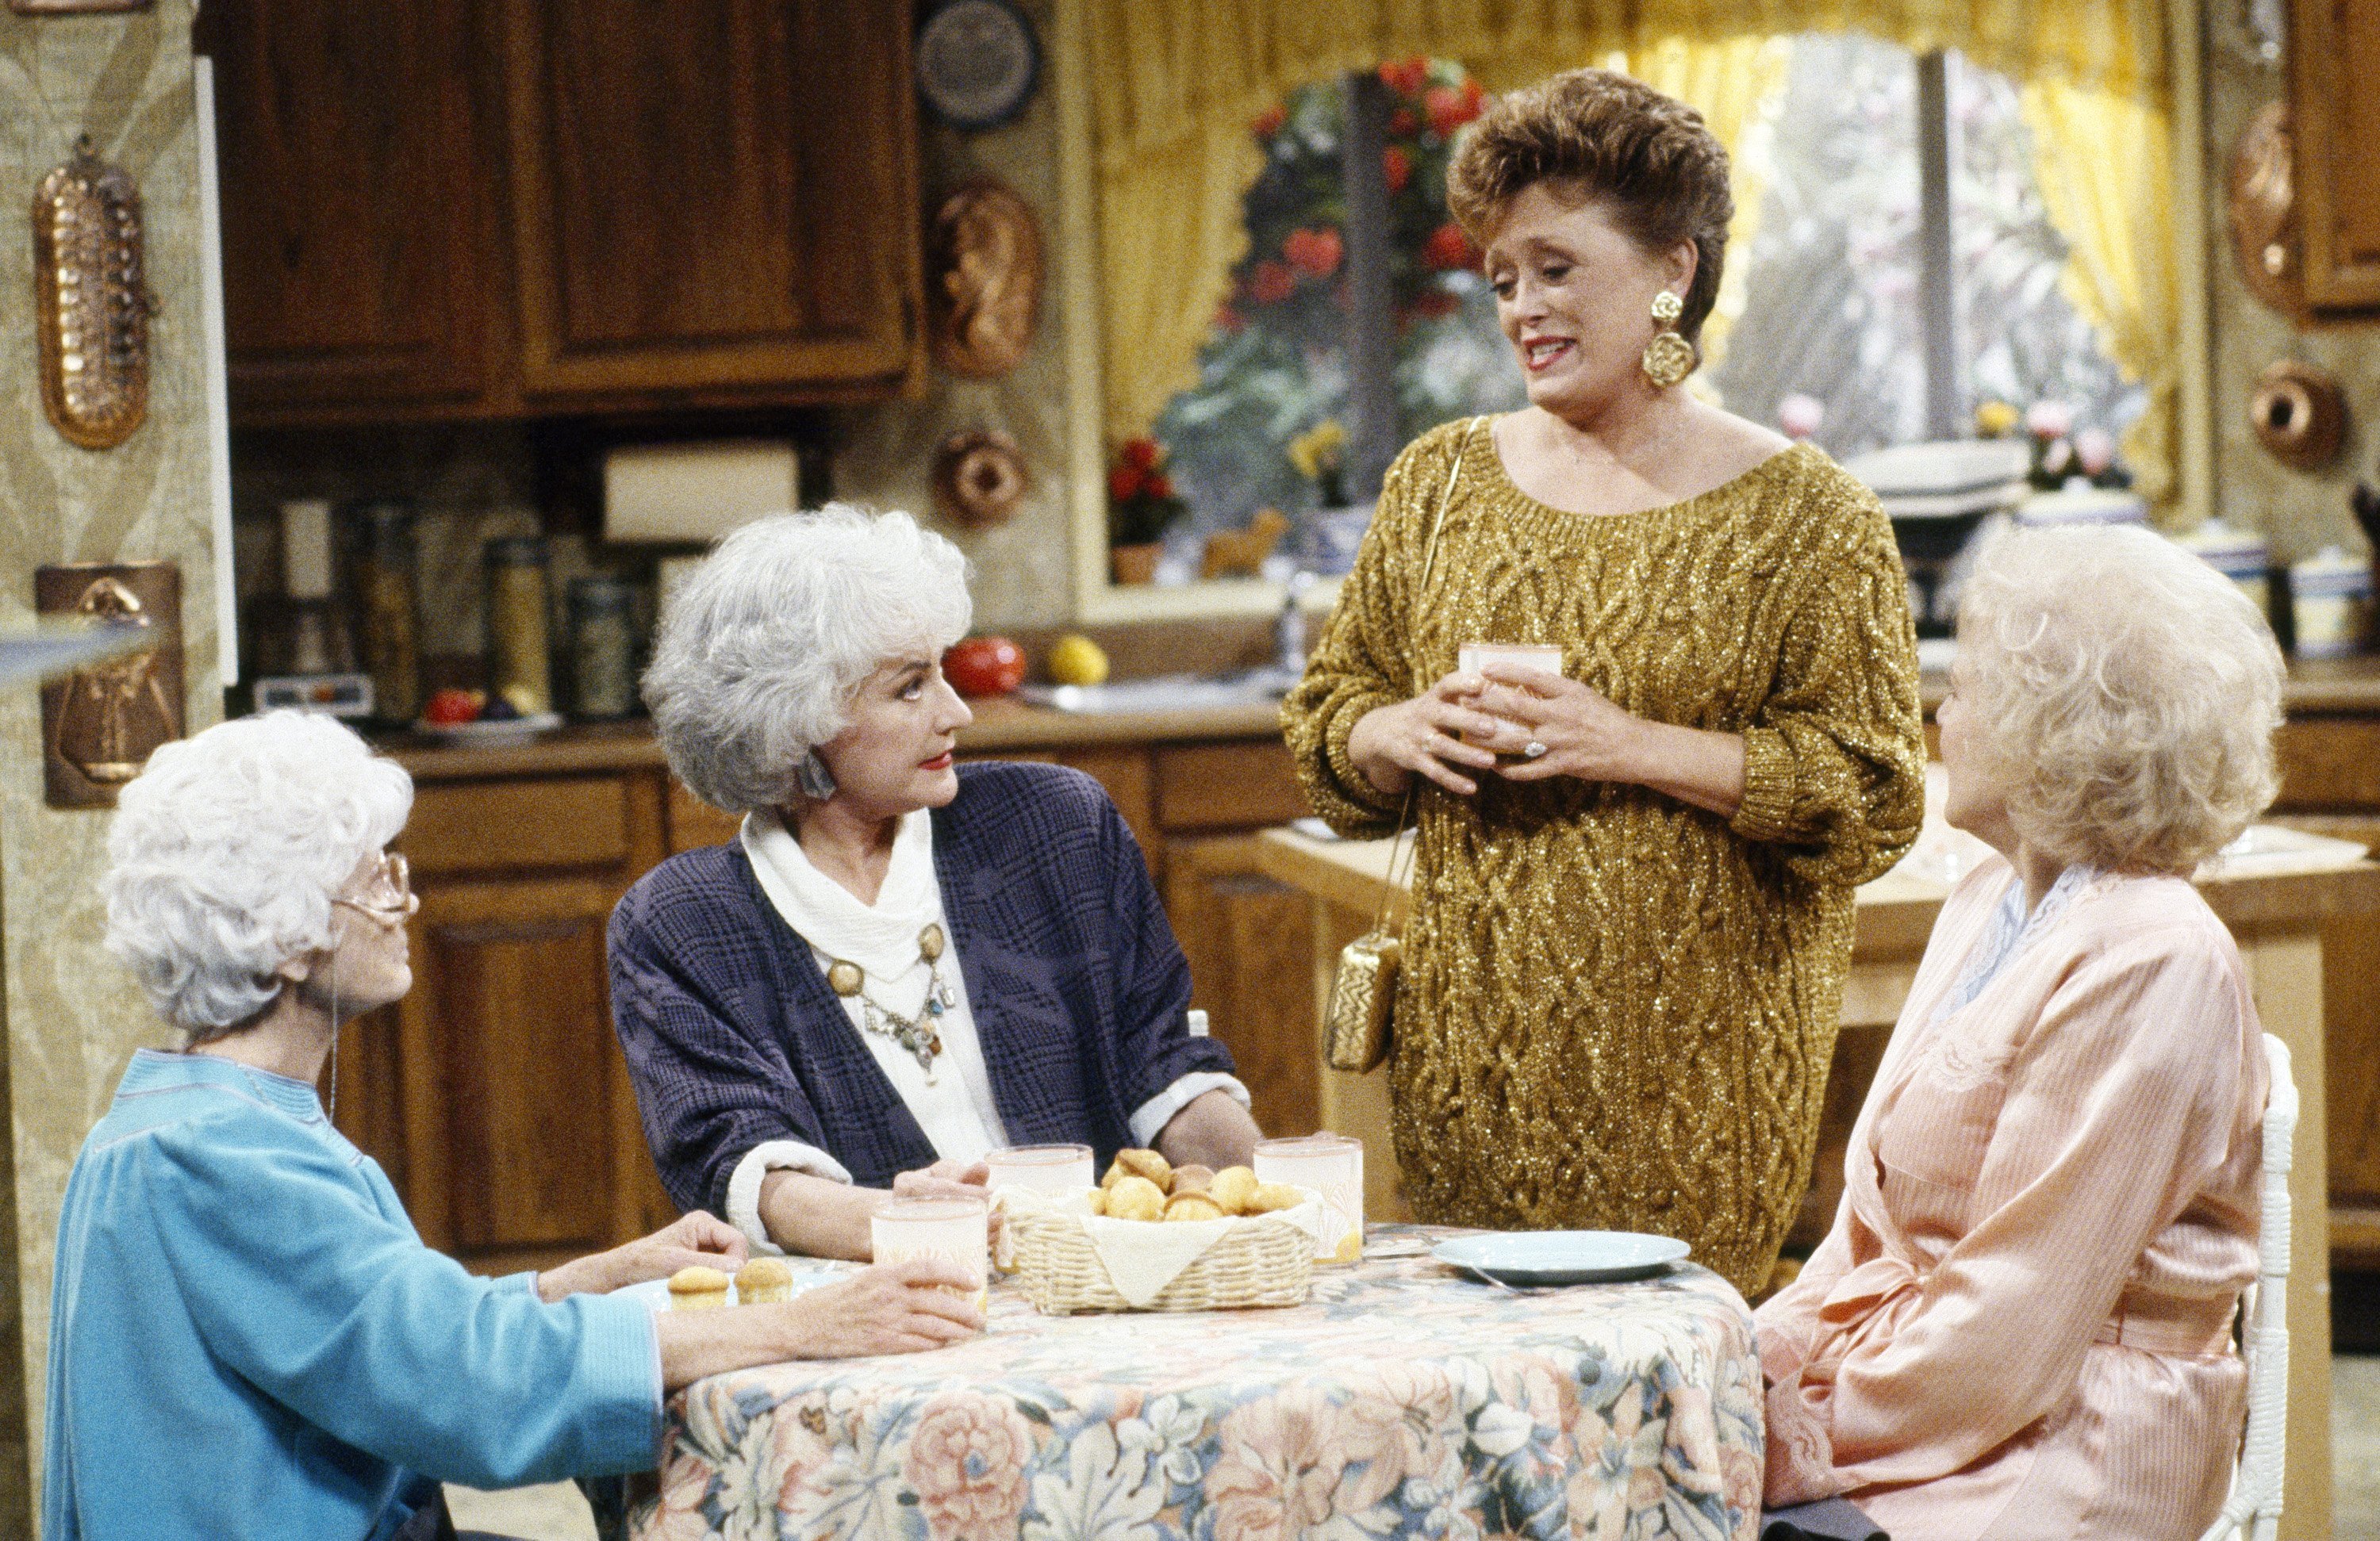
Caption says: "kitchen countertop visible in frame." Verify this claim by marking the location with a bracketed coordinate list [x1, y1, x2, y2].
[380, 695, 1287, 781]
[1917, 652, 2380, 714]
[379, 655, 2380, 781]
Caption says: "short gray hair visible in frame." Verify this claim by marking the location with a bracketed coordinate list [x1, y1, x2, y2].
[1956, 523, 2283, 875]
[103, 712, 413, 1044]
[643, 504, 973, 814]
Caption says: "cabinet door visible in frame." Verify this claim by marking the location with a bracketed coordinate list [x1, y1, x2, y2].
[198, 0, 497, 416]
[1162, 834, 1320, 1140]
[397, 775, 676, 1274]
[501, 0, 924, 404]
[2294, 0, 2380, 305]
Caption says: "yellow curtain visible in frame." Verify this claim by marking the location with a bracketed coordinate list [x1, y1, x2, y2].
[2019, 79, 2177, 504]
[1088, 0, 2173, 456]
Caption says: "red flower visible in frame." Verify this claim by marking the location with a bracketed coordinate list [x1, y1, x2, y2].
[1381, 145, 1412, 194]
[1377, 56, 1430, 96]
[1146, 472, 1176, 500]
[1283, 226, 1344, 278]
[1390, 107, 1419, 137]
[1246, 259, 1297, 304]
[1425, 84, 1480, 136]
[1250, 103, 1288, 138]
[1120, 437, 1161, 473]
[1213, 303, 1247, 334]
[1109, 466, 1144, 503]
[1411, 289, 1462, 320]
[1422, 222, 1478, 271]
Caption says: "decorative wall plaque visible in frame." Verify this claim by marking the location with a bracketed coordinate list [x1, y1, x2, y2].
[33, 136, 156, 450]
[928, 178, 1042, 379]
[915, 0, 1040, 130]
[2226, 103, 2301, 319]
[932, 430, 1031, 528]
[2249, 359, 2346, 471]
[36, 562, 183, 808]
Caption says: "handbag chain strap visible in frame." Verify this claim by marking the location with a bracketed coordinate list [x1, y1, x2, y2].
[1369, 415, 1480, 933]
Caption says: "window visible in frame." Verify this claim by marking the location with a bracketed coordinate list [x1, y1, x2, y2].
[1145, 40, 2142, 581]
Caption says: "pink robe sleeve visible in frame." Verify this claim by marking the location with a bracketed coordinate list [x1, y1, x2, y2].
[1764, 916, 2259, 1498]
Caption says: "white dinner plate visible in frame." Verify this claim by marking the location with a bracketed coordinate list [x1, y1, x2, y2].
[413, 711, 565, 744]
[1431, 1231, 1690, 1286]
[616, 1269, 842, 1313]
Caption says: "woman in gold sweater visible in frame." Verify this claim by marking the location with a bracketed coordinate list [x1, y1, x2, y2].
[1282, 68, 1925, 1294]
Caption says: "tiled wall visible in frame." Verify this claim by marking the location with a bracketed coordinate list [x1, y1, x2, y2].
[0, 6, 222, 1527]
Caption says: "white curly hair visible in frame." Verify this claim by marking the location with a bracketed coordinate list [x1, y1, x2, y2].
[102, 712, 413, 1045]
[1956, 523, 2284, 875]
[643, 504, 973, 815]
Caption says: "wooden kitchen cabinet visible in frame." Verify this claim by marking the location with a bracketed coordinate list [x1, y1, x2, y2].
[502, 0, 923, 407]
[2293, 0, 2380, 306]
[202, 0, 924, 424]
[381, 772, 676, 1275]
[2274, 715, 2380, 1266]
[196, 0, 504, 416]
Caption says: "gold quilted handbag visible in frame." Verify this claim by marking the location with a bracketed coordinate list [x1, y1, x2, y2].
[1322, 857, 1408, 1073]
[1319, 420, 1473, 1075]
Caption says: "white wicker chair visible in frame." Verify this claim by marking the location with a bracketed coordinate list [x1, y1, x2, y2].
[2198, 1033, 2298, 1541]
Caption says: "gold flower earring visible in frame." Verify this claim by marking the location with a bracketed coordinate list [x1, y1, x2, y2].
[1641, 290, 1695, 389]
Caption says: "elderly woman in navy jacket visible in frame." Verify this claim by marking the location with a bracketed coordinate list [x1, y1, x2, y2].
[612, 505, 1262, 1260]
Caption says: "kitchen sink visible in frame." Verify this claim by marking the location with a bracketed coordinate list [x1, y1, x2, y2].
[1018, 666, 1300, 714]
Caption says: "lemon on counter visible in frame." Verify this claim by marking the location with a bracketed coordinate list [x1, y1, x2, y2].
[1048, 634, 1109, 687]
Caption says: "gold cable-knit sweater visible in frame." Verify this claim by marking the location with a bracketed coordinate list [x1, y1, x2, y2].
[1282, 416, 1925, 1293]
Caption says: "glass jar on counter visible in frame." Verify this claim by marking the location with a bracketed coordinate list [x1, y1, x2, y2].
[568, 576, 639, 720]
[350, 500, 420, 724]
[483, 536, 553, 716]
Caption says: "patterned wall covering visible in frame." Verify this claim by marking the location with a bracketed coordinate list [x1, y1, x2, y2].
[2204, 34, 2380, 563]
[0, 5, 218, 1528]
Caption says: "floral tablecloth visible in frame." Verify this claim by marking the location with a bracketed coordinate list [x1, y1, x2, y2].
[628, 1225, 1763, 1541]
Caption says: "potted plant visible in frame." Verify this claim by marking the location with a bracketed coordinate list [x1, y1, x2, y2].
[1107, 438, 1188, 585]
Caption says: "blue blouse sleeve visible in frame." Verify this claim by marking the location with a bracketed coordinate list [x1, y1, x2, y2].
[146, 1114, 659, 1488]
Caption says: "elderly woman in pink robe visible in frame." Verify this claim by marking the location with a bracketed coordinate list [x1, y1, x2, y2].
[1756, 523, 2283, 1539]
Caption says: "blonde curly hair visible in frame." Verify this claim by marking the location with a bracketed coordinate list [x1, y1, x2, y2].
[1955, 523, 2283, 875]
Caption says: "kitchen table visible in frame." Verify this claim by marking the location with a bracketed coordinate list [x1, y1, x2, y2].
[624, 1225, 1763, 1541]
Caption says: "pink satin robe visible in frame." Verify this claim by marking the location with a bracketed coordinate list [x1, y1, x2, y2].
[1756, 857, 2266, 1539]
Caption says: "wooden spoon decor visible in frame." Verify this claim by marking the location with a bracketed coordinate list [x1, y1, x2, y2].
[2227, 102, 2303, 320]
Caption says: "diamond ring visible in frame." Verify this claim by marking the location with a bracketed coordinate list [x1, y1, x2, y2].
[1522, 740, 1549, 760]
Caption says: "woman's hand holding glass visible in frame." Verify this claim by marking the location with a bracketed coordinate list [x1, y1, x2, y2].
[1346, 673, 1507, 798]
[1468, 662, 1749, 817]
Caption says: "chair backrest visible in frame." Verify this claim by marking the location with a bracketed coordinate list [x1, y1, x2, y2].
[2197, 1033, 2297, 1541]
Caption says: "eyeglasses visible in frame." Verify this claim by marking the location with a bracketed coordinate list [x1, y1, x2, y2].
[333, 853, 416, 924]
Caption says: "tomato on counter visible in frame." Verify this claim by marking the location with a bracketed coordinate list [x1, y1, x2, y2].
[942, 636, 1027, 697]
[422, 688, 483, 726]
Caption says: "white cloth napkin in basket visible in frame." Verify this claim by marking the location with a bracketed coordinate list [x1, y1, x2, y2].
[994, 1185, 1326, 1307]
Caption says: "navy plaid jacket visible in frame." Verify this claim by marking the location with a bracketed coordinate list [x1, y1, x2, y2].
[608, 761, 1237, 1215]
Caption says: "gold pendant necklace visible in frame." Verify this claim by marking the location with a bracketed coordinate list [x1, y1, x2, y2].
[827, 923, 954, 1079]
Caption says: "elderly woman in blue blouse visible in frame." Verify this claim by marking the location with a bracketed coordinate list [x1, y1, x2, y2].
[613, 504, 1261, 1261]
[48, 712, 981, 1541]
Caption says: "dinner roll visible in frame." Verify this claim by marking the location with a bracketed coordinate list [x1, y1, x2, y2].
[667, 1265, 731, 1310]
[1106, 1174, 1166, 1221]
[1209, 1166, 1259, 1215]
[1163, 1194, 1226, 1223]
[734, 1257, 793, 1305]
[1245, 1182, 1304, 1214]
[1168, 1163, 1215, 1197]
[1105, 1148, 1172, 1191]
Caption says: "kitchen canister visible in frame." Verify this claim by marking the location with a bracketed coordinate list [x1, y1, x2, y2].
[2290, 546, 2373, 658]
[351, 500, 420, 724]
[2175, 518, 2274, 622]
[483, 536, 553, 715]
[567, 576, 639, 719]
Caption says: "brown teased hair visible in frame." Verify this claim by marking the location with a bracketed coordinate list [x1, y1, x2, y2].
[1445, 68, 1733, 343]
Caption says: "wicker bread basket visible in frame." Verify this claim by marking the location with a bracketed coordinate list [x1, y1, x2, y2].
[1007, 1205, 1315, 1313]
